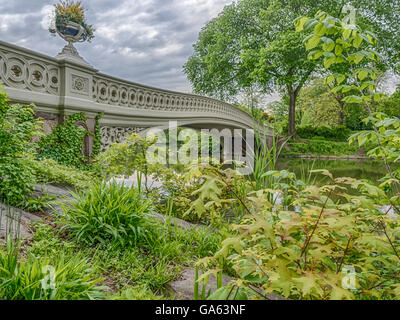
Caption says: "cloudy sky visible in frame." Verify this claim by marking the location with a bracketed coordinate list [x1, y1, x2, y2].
[0, 0, 233, 93]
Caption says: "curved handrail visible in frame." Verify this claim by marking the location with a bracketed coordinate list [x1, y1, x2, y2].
[0, 39, 256, 130]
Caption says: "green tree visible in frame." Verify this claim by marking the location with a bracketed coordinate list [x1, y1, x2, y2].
[184, 0, 400, 137]
[297, 79, 342, 127]
[378, 86, 400, 117]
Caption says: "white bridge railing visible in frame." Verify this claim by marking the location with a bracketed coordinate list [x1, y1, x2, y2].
[0, 40, 254, 128]
[0, 40, 269, 152]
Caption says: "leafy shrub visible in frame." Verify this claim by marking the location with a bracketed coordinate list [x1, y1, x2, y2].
[0, 237, 105, 300]
[59, 181, 155, 246]
[296, 125, 352, 142]
[23, 194, 56, 213]
[191, 165, 400, 300]
[98, 132, 162, 187]
[0, 93, 42, 206]
[31, 159, 100, 190]
[350, 113, 400, 193]
[38, 113, 90, 168]
[286, 140, 359, 156]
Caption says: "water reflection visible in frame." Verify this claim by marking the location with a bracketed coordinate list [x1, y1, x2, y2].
[277, 158, 399, 217]
[277, 158, 400, 186]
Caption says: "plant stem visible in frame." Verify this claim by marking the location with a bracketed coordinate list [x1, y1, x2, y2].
[301, 189, 333, 261]
[337, 236, 352, 274]
[213, 168, 253, 216]
[379, 219, 400, 262]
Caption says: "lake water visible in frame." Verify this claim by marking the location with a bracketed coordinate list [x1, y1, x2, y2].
[277, 158, 399, 186]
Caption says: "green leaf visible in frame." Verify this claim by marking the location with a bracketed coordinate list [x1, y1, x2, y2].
[335, 45, 343, 56]
[306, 35, 321, 50]
[357, 70, 369, 81]
[353, 34, 363, 48]
[307, 50, 324, 60]
[342, 95, 363, 104]
[335, 74, 346, 84]
[295, 17, 311, 32]
[325, 75, 335, 84]
[342, 28, 352, 40]
[314, 23, 327, 36]
[323, 57, 336, 69]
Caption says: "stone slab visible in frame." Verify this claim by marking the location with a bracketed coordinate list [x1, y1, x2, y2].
[0, 203, 42, 240]
[168, 267, 285, 300]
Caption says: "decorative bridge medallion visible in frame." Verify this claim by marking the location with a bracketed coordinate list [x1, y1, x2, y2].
[71, 75, 89, 95]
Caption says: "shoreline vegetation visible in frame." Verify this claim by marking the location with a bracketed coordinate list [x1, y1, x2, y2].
[281, 155, 370, 160]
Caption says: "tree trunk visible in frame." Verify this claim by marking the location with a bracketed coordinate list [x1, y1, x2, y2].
[338, 100, 345, 126]
[332, 92, 345, 126]
[288, 87, 297, 137]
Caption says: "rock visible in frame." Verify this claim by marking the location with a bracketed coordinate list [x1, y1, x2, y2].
[168, 267, 285, 300]
[33, 184, 75, 198]
[150, 211, 209, 231]
[168, 267, 231, 300]
[0, 203, 42, 240]
[33, 184, 75, 216]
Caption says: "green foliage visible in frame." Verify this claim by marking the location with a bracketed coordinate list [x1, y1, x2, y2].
[185, 0, 399, 136]
[31, 159, 100, 190]
[350, 114, 400, 162]
[251, 125, 287, 191]
[285, 140, 359, 156]
[296, 125, 352, 141]
[23, 194, 56, 213]
[38, 112, 102, 168]
[112, 286, 164, 300]
[299, 10, 400, 192]
[297, 10, 382, 106]
[185, 10, 400, 301]
[59, 181, 155, 246]
[0, 236, 105, 300]
[0, 87, 9, 114]
[98, 133, 163, 192]
[350, 113, 400, 193]
[344, 103, 372, 131]
[184, 0, 317, 135]
[191, 166, 400, 300]
[296, 79, 344, 127]
[377, 87, 400, 118]
[0, 95, 42, 206]
[29, 213, 222, 299]
[153, 169, 205, 223]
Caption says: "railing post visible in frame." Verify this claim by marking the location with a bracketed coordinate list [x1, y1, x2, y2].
[56, 53, 99, 156]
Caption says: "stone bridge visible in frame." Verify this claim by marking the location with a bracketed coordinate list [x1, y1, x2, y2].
[0, 40, 270, 155]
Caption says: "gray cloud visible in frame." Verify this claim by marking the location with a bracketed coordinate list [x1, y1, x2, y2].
[0, 0, 232, 92]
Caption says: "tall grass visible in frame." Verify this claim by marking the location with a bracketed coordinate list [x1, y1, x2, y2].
[0, 236, 106, 300]
[59, 181, 155, 246]
[250, 122, 288, 190]
[298, 159, 317, 185]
